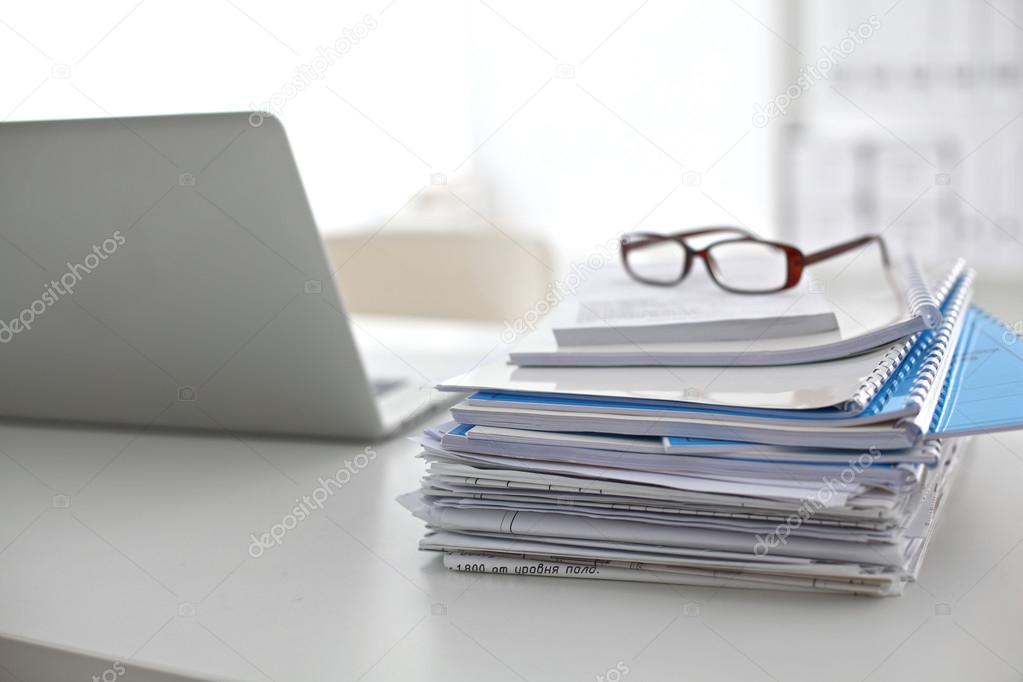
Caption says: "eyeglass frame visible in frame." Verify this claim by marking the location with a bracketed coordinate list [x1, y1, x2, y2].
[619, 227, 891, 294]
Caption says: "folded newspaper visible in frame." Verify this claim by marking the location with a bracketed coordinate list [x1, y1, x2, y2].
[400, 431, 965, 597]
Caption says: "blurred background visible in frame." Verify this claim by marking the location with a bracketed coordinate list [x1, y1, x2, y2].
[2, 0, 1019, 320]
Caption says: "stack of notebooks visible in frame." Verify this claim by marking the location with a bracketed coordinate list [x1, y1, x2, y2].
[401, 256, 1023, 596]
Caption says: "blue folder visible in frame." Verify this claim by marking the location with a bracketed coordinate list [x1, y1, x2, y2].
[930, 307, 1023, 436]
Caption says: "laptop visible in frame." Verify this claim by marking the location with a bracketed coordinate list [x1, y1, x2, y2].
[0, 112, 453, 439]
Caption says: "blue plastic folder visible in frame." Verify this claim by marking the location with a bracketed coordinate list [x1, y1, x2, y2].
[929, 307, 1023, 436]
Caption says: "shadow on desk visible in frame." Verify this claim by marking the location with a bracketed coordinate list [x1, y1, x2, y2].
[0, 400, 447, 448]
[0, 632, 221, 682]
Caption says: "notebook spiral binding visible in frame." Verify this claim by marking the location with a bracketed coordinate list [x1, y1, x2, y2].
[906, 256, 963, 329]
[904, 268, 976, 412]
[928, 373, 955, 436]
[918, 439, 944, 467]
[847, 262, 968, 412]
[847, 343, 916, 412]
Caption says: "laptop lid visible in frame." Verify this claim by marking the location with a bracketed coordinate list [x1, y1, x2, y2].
[0, 112, 384, 439]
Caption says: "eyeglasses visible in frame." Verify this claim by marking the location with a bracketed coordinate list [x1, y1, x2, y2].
[620, 227, 890, 294]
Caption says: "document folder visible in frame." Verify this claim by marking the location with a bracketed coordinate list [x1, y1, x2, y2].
[929, 307, 1023, 437]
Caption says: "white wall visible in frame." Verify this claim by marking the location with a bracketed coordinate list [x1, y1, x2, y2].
[0, 0, 782, 261]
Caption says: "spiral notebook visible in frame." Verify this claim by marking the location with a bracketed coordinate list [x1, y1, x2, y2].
[438, 266, 974, 418]
[441, 272, 1002, 449]
[509, 256, 957, 367]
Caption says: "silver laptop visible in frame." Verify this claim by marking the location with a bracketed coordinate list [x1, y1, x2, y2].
[0, 112, 447, 439]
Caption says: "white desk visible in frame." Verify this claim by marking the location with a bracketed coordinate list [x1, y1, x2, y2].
[3, 300, 1023, 682]
[1, 420, 1022, 682]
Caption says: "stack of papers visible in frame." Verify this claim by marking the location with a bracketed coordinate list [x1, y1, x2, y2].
[402, 257, 1023, 596]
[550, 274, 840, 345]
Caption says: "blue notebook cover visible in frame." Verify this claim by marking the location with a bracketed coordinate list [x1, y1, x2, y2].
[930, 307, 1023, 436]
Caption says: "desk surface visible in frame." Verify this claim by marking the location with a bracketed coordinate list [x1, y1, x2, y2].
[1, 419, 1022, 682]
[3, 294, 1023, 682]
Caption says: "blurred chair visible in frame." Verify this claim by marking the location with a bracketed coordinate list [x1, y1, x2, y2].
[325, 229, 554, 321]
[323, 180, 555, 321]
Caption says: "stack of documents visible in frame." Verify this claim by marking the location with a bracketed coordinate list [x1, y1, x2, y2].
[549, 275, 841, 345]
[402, 257, 1023, 596]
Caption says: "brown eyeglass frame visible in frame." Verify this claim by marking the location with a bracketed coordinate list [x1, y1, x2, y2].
[620, 227, 890, 294]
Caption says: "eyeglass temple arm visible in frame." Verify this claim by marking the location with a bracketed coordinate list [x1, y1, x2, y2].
[803, 234, 890, 266]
